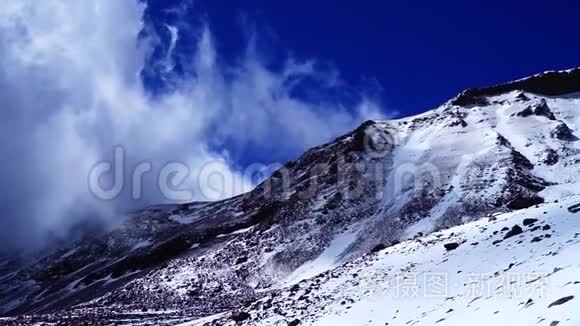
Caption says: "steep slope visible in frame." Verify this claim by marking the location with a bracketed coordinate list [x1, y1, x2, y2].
[1, 67, 580, 325]
[202, 196, 580, 326]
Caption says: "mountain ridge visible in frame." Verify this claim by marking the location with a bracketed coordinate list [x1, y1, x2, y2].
[1, 67, 580, 325]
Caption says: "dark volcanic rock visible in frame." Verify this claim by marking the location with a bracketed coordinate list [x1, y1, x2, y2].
[444, 243, 460, 251]
[516, 107, 533, 118]
[450, 90, 489, 107]
[551, 122, 578, 141]
[290, 284, 300, 292]
[542, 149, 559, 165]
[351, 120, 377, 152]
[504, 225, 524, 239]
[523, 218, 539, 226]
[370, 243, 388, 253]
[453, 68, 580, 99]
[514, 101, 555, 120]
[515, 92, 530, 101]
[532, 100, 556, 120]
[453, 69, 580, 110]
[507, 196, 544, 210]
[567, 203, 580, 213]
[548, 295, 574, 308]
[449, 118, 468, 128]
[231, 311, 251, 322]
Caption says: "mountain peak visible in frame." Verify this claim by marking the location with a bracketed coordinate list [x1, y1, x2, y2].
[3, 69, 580, 325]
[450, 67, 580, 107]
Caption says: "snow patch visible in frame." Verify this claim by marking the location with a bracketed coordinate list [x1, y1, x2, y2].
[282, 228, 359, 286]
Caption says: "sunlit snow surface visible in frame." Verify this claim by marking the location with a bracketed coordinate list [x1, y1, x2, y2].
[282, 228, 360, 286]
[228, 197, 580, 325]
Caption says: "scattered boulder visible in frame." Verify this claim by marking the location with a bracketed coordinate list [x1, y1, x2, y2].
[444, 243, 460, 251]
[568, 203, 580, 213]
[288, 319, 302, 326]
[523, 218, 539, 226]
[548, 295, 574, 308]
[542, 225, 551, 231]
[531, 236, 543, 243]
[371, 243, 388, 253]
[262, 300, 273, 310]
[504, 225, 524, 239]
[507, 196, 544, 210]
[231, 311, 251, 322]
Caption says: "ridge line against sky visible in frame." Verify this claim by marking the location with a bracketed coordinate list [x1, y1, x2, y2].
[0, 0, 384, 251]
[173, 0, 580, 116]
[0, 0, 578, 252]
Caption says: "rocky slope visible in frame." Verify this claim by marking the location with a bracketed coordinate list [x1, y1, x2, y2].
[1, 67, 580, 325]
[202, 196, 580, 326]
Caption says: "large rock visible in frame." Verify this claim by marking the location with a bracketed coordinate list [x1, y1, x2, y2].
[504, 225, 524, 239]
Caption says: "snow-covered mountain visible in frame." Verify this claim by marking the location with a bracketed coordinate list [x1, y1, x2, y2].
[203, 196, 580, 326]
[1, 68, 580, 325]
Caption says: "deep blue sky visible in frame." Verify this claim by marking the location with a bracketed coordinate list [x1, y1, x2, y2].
[144, 0, 580, 117]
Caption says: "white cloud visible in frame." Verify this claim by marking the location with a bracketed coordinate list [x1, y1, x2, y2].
[0, 0, 386, 251]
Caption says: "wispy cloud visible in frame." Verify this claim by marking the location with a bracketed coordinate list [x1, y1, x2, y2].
[0, 0, 385, 251]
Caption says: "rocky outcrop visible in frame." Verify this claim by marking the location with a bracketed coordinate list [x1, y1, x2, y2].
[451, 68, 580, 106]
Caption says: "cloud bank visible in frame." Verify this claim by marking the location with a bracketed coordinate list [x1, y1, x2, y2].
[0, 1, 385, 252]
